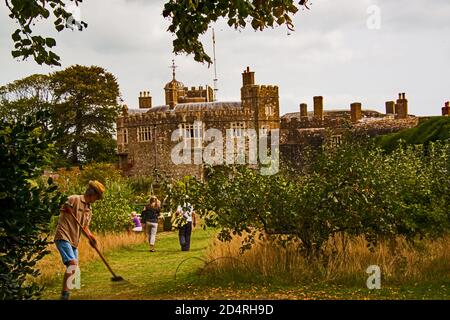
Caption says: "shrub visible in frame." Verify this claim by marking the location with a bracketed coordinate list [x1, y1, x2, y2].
[0, 113, 64, 299]
[89, 180, 134, 234]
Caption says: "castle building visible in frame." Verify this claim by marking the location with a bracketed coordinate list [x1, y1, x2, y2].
[116, 66, 280, 179]
[280, 93, 418, 169]
[117, 65, 439, 179]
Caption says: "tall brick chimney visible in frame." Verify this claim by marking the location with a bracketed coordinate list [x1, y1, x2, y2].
[442, 101, 450, 116]
[351, 102, 362, 123]
[139, 91, 152, 109]
[313, 96, 324, 121]
[385, 101, 395, 114]
[242, 66, 255, 86]
[300, 103, 308, 120]
[396, 92, 408, 119]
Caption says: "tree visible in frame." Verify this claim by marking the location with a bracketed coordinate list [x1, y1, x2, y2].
[0, 112, 64, 299]
[5, 0, 87, 66]
[163, 0, 310, 64]
[0, 74, 56, 131]
[4, 0, 310, 66]
[163, 139, 450, 259]
[49, 65, 120, 165]
[0, 65, 121, 166]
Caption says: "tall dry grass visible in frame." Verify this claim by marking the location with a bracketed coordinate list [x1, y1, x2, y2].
[35, 232, 146, 285]
[205, 233, 450, 285]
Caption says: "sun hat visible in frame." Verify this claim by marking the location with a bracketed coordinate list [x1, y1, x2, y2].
[88, 180, 106, 198]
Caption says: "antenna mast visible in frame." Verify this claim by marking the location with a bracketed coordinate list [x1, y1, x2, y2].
[212, 28, 218, 101]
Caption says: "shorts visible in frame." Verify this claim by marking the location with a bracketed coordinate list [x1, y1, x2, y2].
[55, 240, 78, 266]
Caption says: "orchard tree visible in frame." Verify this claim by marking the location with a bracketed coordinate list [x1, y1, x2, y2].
[4, 0, 310, 66]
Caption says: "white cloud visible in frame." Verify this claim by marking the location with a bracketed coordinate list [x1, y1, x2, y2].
[0, 0, 449, 116]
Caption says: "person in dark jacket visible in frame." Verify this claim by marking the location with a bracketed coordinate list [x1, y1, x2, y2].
[141, 196, 161, 252]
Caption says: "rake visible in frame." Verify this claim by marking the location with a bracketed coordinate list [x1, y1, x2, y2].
[65, 207, 124, 282]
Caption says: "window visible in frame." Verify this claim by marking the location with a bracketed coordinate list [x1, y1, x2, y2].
[265, 105, 273, 116]
[117, 128, 128, 145]
[231, 122, 246, 137]
[123, 128, 128, 144]
[260, 125, 269, 136]
[331, 135, 342, 147]
[138, 126, 152, 142]
[180, 122, 203, 147]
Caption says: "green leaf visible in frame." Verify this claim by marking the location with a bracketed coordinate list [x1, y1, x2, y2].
[45, 38, 56, 48]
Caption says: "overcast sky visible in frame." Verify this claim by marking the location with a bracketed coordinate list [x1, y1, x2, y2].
[1, 0, 449, 116]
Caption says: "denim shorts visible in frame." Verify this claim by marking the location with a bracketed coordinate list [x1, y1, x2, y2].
[55, 240, 78, 265]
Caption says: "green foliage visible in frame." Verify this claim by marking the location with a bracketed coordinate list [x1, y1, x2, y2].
[89, 180, 134, 234]
[0, 74, 54, 125]
[377, 117, 450, 152]
[50, 163, 133, 234]
[163, 0, 310, 63]
[128, 176, 155, 195]
[78, 163, 122, 186]
[167, 140, 450, 259]
[0, 65, 121, 165]
[6, 0, 87, 66]
[51, 65, 121, 164]
[0, 113, 64, 299]
[5, 0, 310, 66]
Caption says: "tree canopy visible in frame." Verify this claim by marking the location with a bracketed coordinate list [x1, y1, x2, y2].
[4, 0, 310, 66]
[0, 65, 121, 166]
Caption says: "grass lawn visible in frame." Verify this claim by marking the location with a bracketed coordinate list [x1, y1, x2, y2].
[41, 228, 450, 300]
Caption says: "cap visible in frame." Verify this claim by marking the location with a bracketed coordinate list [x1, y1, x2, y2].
[88, 180, 106, 198]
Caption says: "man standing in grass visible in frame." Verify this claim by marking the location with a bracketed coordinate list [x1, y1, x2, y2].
[175, 202, 196, 251]
[54, 180, 105, 300]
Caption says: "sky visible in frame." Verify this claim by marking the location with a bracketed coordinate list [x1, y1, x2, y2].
[0, 0, 449, 116]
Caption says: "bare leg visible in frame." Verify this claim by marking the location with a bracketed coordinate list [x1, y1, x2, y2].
[61, 259, 77, 299]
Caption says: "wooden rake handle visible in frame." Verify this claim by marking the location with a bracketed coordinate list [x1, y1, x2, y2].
[64, 207, 119, 279]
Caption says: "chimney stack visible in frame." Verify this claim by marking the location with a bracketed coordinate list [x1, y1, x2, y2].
[300, 103, 308, 120]
[242, 66, 255, 86]
[313, 96, 324, 121]
[351, 102, 362, 123]
[386, 101, 395, 114]
[139, 90, 152, 109]
[442, 101, 450, 116]
[396, 92, 408, 119]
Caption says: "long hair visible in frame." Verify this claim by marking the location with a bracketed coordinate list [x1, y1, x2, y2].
[148, 196, 160, 209]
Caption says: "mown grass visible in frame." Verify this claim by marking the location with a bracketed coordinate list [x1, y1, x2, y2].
[40, 228, 212, 300]
[40, 228, 450, 300]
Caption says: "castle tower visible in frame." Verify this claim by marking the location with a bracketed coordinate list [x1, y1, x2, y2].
[396, 93, 408, 119]
[313, 96, 324, 121]
[240, 67, 280, 130]
[164, 59, 184, 109]
[351, 102, 362, 123]
[139, 91, 152, 109]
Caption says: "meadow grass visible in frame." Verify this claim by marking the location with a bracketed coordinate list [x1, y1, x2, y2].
[39, 228, 450, 299]
[202, 233, 450, 289]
